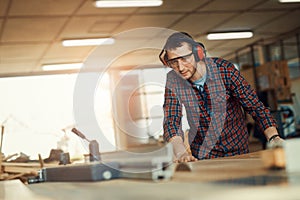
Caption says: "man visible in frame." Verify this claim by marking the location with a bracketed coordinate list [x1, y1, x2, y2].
[160, 32, 283, 162]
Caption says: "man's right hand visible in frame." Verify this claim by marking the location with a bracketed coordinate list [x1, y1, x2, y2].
[169, 136, 198, 163]
[174, 153, 198, 163]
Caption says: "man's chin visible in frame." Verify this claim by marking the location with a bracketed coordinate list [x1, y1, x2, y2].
[181, 73, 191, 80]
[174, 71, 191, 80]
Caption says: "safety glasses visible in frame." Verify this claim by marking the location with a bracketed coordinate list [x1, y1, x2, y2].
[166, 52, 193, 69]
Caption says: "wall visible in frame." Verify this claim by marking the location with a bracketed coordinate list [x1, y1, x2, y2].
[291, 77, 300, 123]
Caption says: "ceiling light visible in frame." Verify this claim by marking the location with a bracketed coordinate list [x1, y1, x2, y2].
[42, 63, 83, 71]
[94, 0, 163, 8]
[62, 38, 115, 47]
[207, 31, 253, 40]
[278, 0, 300, 3]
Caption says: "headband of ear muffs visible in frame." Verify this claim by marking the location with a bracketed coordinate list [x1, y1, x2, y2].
[159, 35, 206, 67]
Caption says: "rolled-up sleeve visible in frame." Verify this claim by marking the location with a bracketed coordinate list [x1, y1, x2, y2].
[229, 64, 277, 131]
[163, 78, 184, 142]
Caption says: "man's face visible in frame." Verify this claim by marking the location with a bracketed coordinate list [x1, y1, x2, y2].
[166, 42, 197, 80]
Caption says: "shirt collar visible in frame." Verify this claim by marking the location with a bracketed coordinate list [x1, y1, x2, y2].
[193, 73, 206, 86]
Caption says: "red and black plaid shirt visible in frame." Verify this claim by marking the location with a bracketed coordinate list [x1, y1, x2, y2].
[163, 57, 276, 159]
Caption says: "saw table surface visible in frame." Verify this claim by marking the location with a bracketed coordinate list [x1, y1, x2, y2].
[1, 151, 300, 200]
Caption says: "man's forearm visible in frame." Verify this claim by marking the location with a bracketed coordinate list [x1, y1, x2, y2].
[264, 126, 280, 141]
[264, 126, 286, 145]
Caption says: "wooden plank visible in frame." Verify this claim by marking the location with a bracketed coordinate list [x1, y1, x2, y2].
[23, 152, 298, 200]
[26, 172, 300, 200]
[174, 157, 269, 182]
[1, 162, 57, 174]
[260, 148, 285, 169]
[0, 180, 52, 200]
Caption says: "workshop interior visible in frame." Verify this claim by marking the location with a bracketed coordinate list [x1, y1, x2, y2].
[1, 0, 300, 199]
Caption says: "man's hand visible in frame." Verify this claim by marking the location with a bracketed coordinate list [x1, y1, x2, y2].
[270, 136, 284, 143]
[264, 127, 285, 147]
[268, 136, 285, 148]
[169, 136, 198, 163]
[174, 153, 198, 163]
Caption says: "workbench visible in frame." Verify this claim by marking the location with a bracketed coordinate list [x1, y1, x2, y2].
[1, 151, 300, 200]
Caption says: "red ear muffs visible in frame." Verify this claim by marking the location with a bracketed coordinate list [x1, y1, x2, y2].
[159, 49, 169, 67]
[193, 45, 205, 62]
[159, 41, 206, 66]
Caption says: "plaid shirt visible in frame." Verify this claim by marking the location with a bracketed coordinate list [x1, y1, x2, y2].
[163, 57, 276, 159]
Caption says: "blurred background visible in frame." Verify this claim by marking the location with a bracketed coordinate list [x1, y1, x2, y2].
[0, 0, 300, 160]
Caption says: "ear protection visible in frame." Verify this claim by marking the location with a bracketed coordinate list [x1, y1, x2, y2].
[159, 49, 169, 66]
[192, 42, 206, 62]
[159, 39, 206, 67]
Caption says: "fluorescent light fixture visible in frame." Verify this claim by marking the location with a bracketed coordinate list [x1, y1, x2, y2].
[62, 38, 115, 47]
[42, 63, 83, 71]
[279, 0, 300, 3]
[94, 0, 163, 7]
[207, 31, 253, 40]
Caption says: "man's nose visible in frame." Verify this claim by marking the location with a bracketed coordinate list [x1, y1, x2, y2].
[177, 59, 185, 71]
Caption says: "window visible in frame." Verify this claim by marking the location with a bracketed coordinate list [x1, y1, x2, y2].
[138, 68, 166, 139]
[110, 66, 191, 146]
[0, 73, 114, 159]
[283, 36, 300, 78]
[269, 42, 282, 61]
[253, 46, 263, 67]
[237, 50, 252, 69]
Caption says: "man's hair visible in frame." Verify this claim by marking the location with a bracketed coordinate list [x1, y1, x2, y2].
[163, 32, 205, 51]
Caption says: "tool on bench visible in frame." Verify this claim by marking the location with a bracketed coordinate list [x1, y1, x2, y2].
[261, 138, 300, 173]
[28, 128, 174, 183]
[71, 128, 101, 162]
